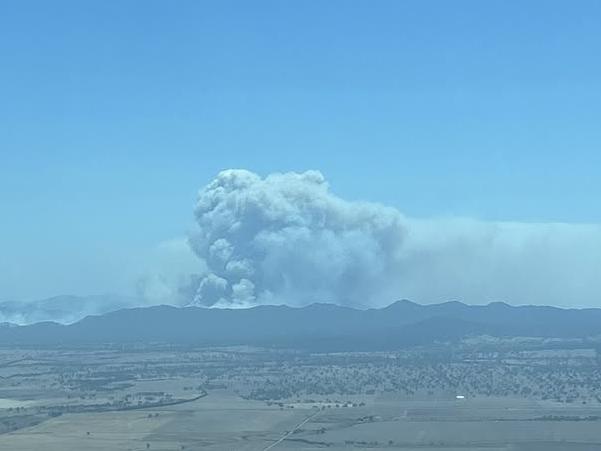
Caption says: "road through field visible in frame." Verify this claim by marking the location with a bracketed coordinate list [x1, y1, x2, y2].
[262, 410, 320, 451]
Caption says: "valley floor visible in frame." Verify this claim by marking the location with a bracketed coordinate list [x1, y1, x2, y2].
[4, 390, 601, 450]
[1, 344, 601, 450]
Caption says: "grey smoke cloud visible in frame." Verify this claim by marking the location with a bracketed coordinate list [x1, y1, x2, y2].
[135, 238, 205, 305]
[398, 218, 601, 307]
[190, 169, 406, 307]
[187, 169, 601, 308]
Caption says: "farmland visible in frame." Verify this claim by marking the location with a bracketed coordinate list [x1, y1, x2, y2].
[1, 341, 601, 450]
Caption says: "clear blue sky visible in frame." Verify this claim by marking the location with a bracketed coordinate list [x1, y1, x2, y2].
[1, 1, 600, 300]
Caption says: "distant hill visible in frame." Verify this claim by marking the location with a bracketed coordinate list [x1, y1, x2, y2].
[0, 294, 143, 325]
[1, 300, 601, 350]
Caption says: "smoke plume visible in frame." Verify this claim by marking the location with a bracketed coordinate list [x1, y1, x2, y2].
[186, 169, 601, 309]
[190, 169, 406, 307]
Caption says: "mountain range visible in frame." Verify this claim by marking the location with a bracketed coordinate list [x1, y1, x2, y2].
[0, 294, 143, 324]
[1, 299, 601, 350]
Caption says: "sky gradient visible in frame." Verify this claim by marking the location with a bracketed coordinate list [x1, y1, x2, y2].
[1, 1, 600, 302]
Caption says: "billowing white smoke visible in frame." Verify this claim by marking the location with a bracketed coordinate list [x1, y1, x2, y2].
[185, 169, 601, 309]
[190, 169, 406, 307]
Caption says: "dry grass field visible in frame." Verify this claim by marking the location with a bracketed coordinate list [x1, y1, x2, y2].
[2, 345, 601, 450]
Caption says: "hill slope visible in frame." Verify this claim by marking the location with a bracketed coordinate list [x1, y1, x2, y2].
[1, 300, 601, 350]
[0, 294, 143, 324]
